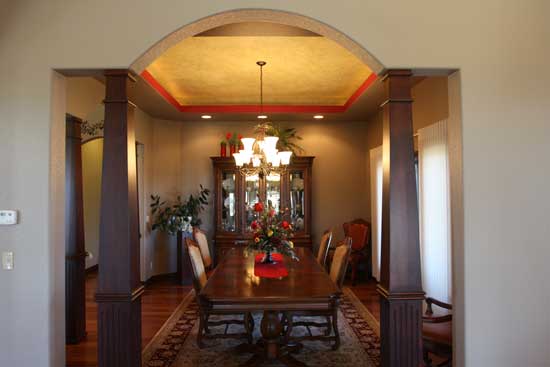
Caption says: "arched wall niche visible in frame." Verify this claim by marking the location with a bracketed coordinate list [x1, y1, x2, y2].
[130, 8, 385, 76]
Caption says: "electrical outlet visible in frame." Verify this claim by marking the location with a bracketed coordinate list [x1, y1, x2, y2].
[2, 252, 14, 270]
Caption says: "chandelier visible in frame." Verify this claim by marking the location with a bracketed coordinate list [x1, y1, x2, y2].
[233, 61, 293, 177]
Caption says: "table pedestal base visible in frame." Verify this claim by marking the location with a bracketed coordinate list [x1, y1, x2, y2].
[236, 311, 307, 367]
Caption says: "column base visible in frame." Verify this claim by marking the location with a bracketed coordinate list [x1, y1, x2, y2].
[378, 286, 424, 367]
[96, 288, 144, 367]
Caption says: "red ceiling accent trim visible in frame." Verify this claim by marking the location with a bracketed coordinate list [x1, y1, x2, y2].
[141, 70, 184, 111]
[343, 72, 378, 109]
[141, 70, 378, 114]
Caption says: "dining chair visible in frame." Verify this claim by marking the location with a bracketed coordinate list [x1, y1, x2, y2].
[316, 230, 333, 268]
[185, 238, 254, 348]
[343, 219, 371, 285]
[283, 237, 352, 350]
[422, 297, 453, 367]
[193, 228, 213, 270]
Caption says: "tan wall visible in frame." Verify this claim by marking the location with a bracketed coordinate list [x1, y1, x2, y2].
[81, 138, 103, 269]
[148, 119, 370, 275]
[1, 2, 550, 366]
[66, 77, 104, 120]
[66, 78, 156, 275]
[364, 77, 449, 221]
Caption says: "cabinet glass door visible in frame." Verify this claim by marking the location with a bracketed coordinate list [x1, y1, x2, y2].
[265, 173, 281, 213]
[220, 171, 237, 232]
[289, 171, 306, 232]
[244, 174, 260, 231]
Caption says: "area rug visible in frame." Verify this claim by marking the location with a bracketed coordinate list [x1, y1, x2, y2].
[142, 287, 380, 367]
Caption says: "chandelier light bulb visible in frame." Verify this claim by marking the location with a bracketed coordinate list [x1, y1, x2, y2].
[233, 153, 243, 167]
[241, 138, 255, 152]
[279, 151, 293, 165]
[263, 136, 279, 152]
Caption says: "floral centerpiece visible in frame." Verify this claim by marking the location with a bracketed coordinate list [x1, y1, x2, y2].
[246, 199, 299, 263]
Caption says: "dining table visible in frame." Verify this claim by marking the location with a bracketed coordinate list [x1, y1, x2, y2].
[199, 246, 341, 366]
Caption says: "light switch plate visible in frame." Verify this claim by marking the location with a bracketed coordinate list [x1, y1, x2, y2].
[2, 252, 14, 270]
[0, 210, 18, 225]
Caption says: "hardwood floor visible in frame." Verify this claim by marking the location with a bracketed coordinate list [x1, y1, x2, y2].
[66, 272, 191, 367]
[66, 271, 379, 366]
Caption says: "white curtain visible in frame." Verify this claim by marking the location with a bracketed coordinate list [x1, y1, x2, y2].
[418, 120, 452, 303]
[369, 146, 383, 281]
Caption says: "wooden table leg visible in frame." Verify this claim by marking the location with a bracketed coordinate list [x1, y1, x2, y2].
[238, 311, 307, 367]
[260, 311, 282, 360]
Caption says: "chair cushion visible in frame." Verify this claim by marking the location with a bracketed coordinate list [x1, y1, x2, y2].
[422, 321, 452, 346]
[316, 231, 332, 266]
[188, 244, 208, 289]
[194, 229, 212, 268]
[329, 243, 350, 285]
[346, 223, 368, 251]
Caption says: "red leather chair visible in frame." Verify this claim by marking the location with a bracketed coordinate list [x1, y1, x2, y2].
[343, 219, 370, 285]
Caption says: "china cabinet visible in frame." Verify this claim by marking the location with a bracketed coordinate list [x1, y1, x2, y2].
[211, 156, 314, 262]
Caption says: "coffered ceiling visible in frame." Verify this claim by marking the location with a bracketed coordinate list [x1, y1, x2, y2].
[138, 22, 377, 116]
[92, 22, 428, 123]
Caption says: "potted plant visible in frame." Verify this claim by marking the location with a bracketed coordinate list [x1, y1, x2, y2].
[150, 185, 210, 235]
[255, 123, 304, 155]
[246, 199, 299, 263]
[220, 139, 227, 157]
[227, 132, 240, 156]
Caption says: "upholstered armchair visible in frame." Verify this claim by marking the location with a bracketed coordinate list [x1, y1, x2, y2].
[342, 219, 371, 284]
[422, 297, 453, 367]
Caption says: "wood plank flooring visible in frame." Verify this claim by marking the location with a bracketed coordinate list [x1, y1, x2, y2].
[66, 272, 191, 367]
[66, 272, 379, 367]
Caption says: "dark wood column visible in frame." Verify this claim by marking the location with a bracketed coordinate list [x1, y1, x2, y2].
[65, 114, 87, 344]
[377, 70, 424, 366]
[96, 70, 143, 367]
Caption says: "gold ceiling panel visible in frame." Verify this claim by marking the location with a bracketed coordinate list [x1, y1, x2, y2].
[145, 36, 373, 106]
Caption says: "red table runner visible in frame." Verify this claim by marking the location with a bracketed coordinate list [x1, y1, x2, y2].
[254, 253, 289, 278]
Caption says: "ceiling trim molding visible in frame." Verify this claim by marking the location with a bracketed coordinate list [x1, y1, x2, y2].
[130, 9, 385, 75]
[140, 70, 377, 114]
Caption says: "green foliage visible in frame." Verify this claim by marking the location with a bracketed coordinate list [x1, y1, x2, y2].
[150, 185, 210, 235]
[256, 123, 304, 155]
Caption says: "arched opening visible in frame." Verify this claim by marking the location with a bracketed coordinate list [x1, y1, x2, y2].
[61, 8, 462, 367]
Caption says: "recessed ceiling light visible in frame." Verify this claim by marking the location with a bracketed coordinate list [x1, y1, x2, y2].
[313, 115, 324, 119]
[257, 115, 268, 119]
[201, 115, 212, 119]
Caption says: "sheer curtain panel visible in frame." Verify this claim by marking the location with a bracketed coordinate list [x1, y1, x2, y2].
[369, 146, 383, 281]
[418, 120, 452, 303]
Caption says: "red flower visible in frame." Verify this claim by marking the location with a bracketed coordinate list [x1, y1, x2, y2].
[254, 202, 264, 212]
[268, 209, 276, 217]
[238, 134, 243, 140]
[226, 132, 232, 141]
[281, 220, 290, 229]
[251, 221, 258, 230]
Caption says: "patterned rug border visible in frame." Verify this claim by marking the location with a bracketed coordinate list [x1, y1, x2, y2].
[342, 287, 380, 337]
[142, 287, 380, 366]
[141, 289, 196, 363]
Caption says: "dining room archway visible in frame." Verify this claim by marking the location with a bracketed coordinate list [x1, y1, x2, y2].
[89, 8, 463, 367]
